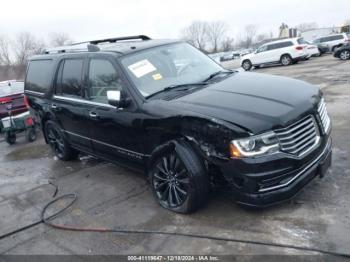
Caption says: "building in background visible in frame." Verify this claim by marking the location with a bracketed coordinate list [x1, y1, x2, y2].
[279, 23, 298, 38]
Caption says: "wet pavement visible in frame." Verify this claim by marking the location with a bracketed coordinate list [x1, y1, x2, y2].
[0, 55, 350, 258]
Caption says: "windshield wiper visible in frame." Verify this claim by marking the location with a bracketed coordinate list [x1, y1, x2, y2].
[146, 82, 208, 99]
[203, 70, 235, 82]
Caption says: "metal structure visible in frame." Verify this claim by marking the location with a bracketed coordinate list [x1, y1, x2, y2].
[43, 35, 151, 54]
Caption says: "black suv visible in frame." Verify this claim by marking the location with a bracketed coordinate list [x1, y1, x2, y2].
[25, 35, 332, 213]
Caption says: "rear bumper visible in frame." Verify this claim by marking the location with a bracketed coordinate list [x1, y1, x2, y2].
[294, 55, 308, 61]
[216, 137, 332, 207]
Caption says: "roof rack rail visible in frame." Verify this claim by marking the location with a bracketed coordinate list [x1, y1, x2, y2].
[42, 43, 100, 54]
[42, 35, 151, 55]
[88, 35, 151, 45]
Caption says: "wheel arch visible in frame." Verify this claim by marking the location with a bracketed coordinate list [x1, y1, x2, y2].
[146, 137, 206, 174]
[280, 53, 292, 60]
[41, 112, 65, 144]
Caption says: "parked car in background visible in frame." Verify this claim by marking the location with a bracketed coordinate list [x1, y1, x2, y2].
[315, 43, 329, 55]
[312, 33, 350, 52]
[208, 53, 222, 63]
[334, 43, 350, 60]
[220, 51, 235, 61]
[0, 80, 27, 120]
[241, 38, 307, 70]
[303, 40, 321, 58]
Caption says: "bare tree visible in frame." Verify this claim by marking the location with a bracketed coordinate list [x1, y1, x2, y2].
[242, 24, 258, 48]
[13, 32, 45, 78]
[14, 32, 45, 66]
[181, 21, 208, 51]
[256, 33, 270, 43]
[49, 32, 74, 46]
[206, 21, 228, 53]
[0, 35, 12, 66]
[221, 37, 234, 52]
[296, 22, 318, 33]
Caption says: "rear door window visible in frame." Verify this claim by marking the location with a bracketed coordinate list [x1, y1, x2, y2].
[332, 35, 344, 40]
[25, 59, 53, 93]
[57, 59, 84, 97]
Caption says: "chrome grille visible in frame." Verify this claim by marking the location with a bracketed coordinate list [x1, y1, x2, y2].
[275, 115, 320, 157]
[317, 98, 331, 134]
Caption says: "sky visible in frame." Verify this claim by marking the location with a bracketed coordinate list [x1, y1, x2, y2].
[1, 0, 349, 43]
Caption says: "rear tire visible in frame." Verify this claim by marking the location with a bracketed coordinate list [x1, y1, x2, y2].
[242, 60, 252, 71]
[26, 128, 37, 142]
[149, 141, 209, 213]
[339, 50, 350, 60]
[5, 132, 16, 145]
[281, 54, 292, 66]
[44, 121, 79, 161]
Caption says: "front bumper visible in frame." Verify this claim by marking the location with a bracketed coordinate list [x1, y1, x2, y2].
[217, 136, 332, 207]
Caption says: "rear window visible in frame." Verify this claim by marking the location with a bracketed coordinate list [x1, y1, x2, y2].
[26, 59, 53, 93]
[0, 82, 24, 98]
[271, 41, 293, 49]
[322, 35, 344, 42]
[297, 38, 308, 44]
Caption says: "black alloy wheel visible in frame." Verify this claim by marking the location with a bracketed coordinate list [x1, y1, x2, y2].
[150, 142, 209, 213]
[152, 152, 190, 209]
[46, 124, 65, 159]
[44, 121, 78, 160]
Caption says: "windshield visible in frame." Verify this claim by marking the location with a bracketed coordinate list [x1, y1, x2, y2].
[120, 42, 223, 97]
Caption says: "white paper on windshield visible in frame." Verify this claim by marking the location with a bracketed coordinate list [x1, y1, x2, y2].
[128, 59, 156, 78]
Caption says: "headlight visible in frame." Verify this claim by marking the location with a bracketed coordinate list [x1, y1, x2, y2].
[229, 132, 280, 158]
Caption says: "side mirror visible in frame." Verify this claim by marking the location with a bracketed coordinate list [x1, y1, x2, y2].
[107, 90, 131, 108]
[107, 90, 121, 107]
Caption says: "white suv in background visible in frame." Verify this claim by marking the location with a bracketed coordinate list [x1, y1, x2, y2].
[241, 38, 307, 71]
[312, 33, 350, 52]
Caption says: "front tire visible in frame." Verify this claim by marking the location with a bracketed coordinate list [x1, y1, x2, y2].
[339, 50, 350, 60]
[44, 121, 79, 161]
[149, 142, 209, 213]
[281, 54, 292, 66]
[242, 60, 252, 71]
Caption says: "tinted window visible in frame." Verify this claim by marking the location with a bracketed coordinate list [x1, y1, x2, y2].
[61, 59, 83, 97]
[297, 38, 307, 44]
[88, 59, 123, 104]
[322, 37, 330, 42]
[257, 45, 268, 52]
[322, 35, 343, 42]
[267, 44, 276, 50]
[271, 41, 293, 49]
[330, 35, 344, 40]
[26, 60, 53, 93]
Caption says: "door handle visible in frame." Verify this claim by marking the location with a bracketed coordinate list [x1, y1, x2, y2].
[89, 111, 99, 119]
[51, 103, 58, 110]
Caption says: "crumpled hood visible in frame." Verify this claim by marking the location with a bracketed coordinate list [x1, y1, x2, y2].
[170, 72, 321, 134]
